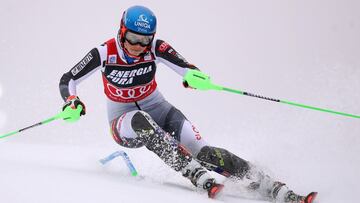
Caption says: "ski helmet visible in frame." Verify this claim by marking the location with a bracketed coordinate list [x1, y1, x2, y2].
[118, 6, 157, 54]
[121, 5, 157, 35]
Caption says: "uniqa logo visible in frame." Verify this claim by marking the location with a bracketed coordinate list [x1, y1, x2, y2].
[135, 14, 151, 29]
[138, 14, 149, 23]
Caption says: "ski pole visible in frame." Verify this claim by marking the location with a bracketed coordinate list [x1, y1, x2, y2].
[219, 86, 360, 119]
[0, 106, 83, 139]
[184, 69, 360, 119]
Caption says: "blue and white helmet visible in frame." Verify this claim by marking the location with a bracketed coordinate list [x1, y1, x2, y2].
[118, 5, 157, 56]
[121, 5, 157, 35]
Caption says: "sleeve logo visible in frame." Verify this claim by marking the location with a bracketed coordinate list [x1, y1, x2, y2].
[158, 42, 170, 53]
[71, 53, 93, 76]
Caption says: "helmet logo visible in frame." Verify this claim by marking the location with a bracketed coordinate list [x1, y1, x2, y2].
[138, 14, 149, 23]
[135, 14, 151, 30]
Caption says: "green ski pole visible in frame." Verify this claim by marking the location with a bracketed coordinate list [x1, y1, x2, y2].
[220, 86, 360, 119]
[184, 69, 360, 119]
[0, 106, 83, 139]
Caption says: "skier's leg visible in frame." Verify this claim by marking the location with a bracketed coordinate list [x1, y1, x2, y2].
[155, 107, 298, 201]
[243, 166, 314, 203]
[110, 111, 146, 148]
[196, 146, 251, 178]
[196, 146, 311, 202]
[130, 110, 190, 171]
[165, 111, 251, 178]
[159, 106, 208, 155]
[111, 110, 223, 197]
[139, 101, 313, 202]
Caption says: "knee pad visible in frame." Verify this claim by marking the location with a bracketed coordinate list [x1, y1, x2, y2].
[131, 110, 166, 148]
[131, 110, 157, 137]
[162, 107, 187, 141]
[196, 146, 250, 178]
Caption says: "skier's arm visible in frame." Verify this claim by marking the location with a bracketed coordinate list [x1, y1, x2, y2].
[153, 39, 213, 89]
[153, 39, 200, 76]
[59, 45, 107, 101]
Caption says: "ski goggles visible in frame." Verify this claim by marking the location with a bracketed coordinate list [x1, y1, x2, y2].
[124, 31, 154, 47]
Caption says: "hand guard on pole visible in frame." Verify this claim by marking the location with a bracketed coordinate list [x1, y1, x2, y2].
[183, 69, 222, 90]
[62, 95, 86, 122]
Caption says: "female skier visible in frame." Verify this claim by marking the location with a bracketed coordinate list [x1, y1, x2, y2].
[59, 5, 317, 202]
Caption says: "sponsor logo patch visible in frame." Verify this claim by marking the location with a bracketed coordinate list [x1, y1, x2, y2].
[109, 55, 117, 64]
[138, 14, 149, 23]
[135, 14, 151, 30]
[106, 65, 153, 85]
[105, 79, 156, 102]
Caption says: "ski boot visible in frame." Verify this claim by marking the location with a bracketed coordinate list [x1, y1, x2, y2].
[182, 159, 224, 198]
[269, 181, 317, 203]
[304, 192, 318, 203]
[205, 179, 225, 199]
[284, 190, 318, 203]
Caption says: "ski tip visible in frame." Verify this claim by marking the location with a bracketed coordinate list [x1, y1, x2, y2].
[208, 184, 224, 199]
[305, 192, 318, 203]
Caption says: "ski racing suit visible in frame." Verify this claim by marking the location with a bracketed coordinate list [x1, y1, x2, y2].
[59, 36, 299, 201]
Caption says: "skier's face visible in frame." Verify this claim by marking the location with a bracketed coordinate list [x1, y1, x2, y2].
[124, 41, 147, 56]
[123, 31, 153, 56]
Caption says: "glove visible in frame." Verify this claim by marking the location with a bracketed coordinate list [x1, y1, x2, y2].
[62, 95, 86, 122]
[62, 95, 86, 115]
[182, 80, 194, 89]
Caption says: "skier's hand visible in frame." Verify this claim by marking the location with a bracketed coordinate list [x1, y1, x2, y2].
[182, 80, 195, 89]
[62, 95, 86, 122]
[62, 95, 86, 115]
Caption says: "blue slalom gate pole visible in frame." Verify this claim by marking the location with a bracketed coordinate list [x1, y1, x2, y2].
[100, 150, 138, 176]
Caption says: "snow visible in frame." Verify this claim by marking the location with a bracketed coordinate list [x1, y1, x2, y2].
[0, 112, 4, 130]
[0, 83, 5, 130]
[1, 0, 360, 203]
